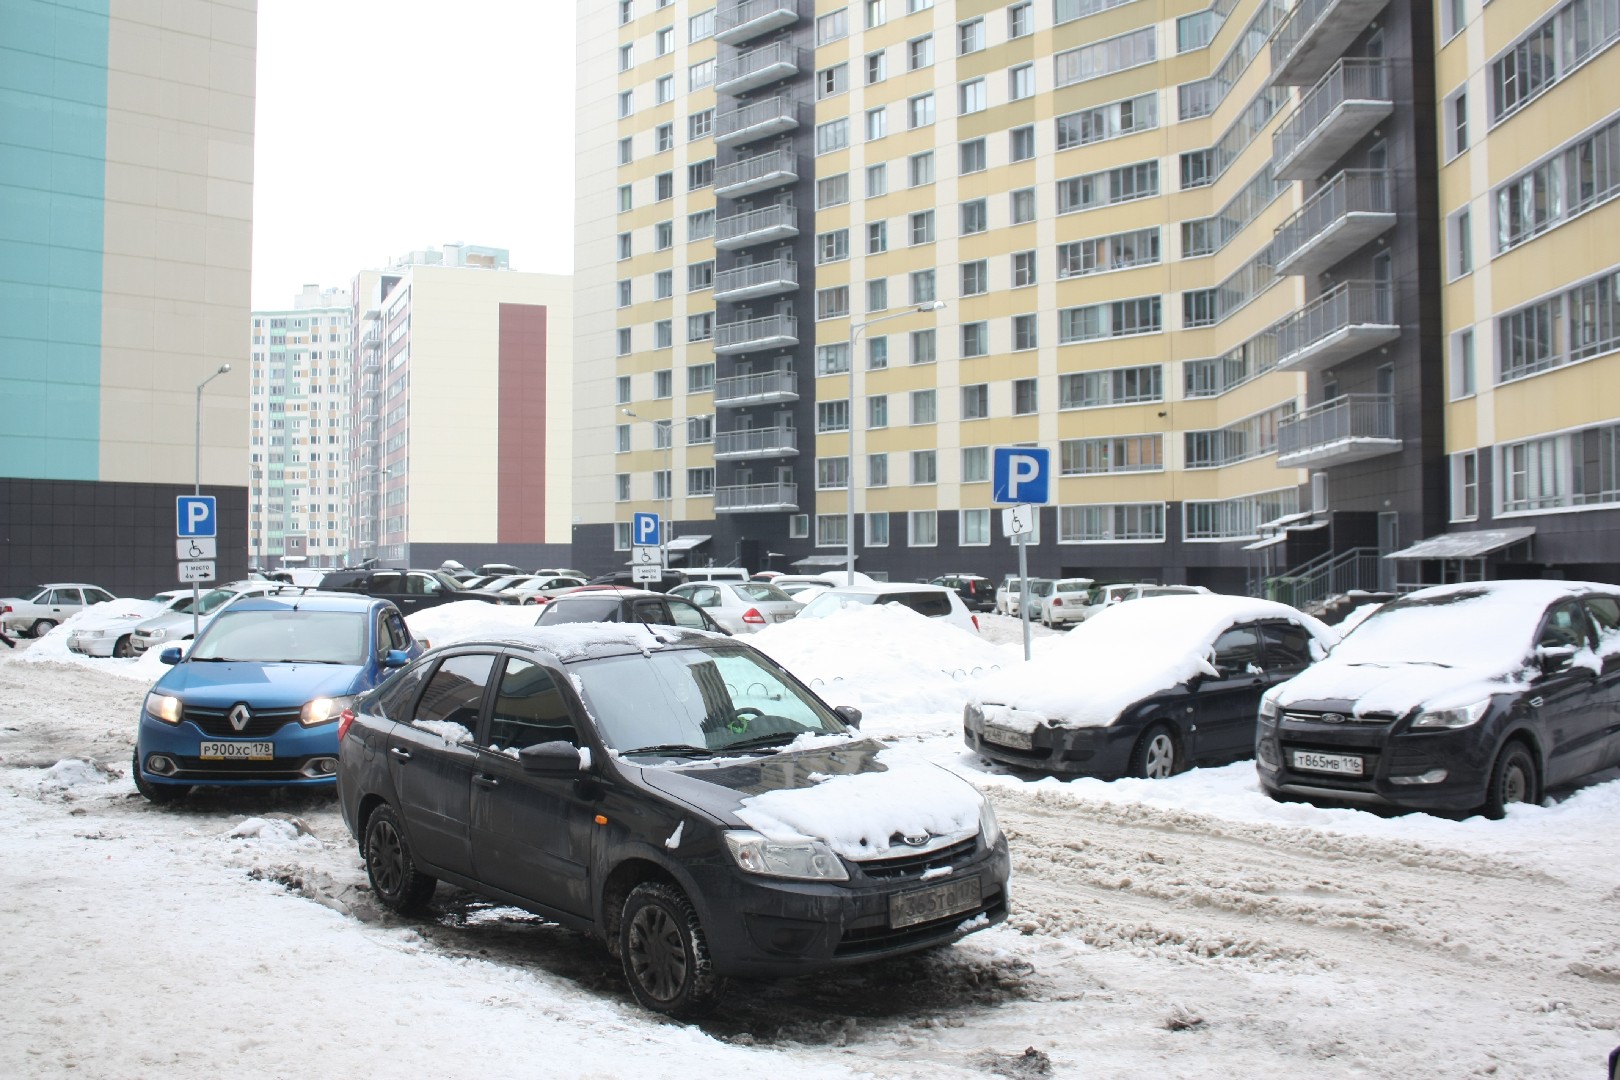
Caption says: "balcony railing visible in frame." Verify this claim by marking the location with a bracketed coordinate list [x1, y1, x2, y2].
[713, 425, 798, 459]
[712, 368, 799, 405]
[1272, 59, 1393, 180]
[715, 482, 798, 512]
[713, 258, 798, 301]
[714, 203, 798, 250]
[1272, 170, 1395, 276]
[715, 96, 804, 146]
[715, 41, 805, 95]
[714, 313, 798, 354]
[715, 0, 799, 46]
[360, 332, 383, 351]
[1276, 393, 1401, 467]
[1274, 280, 1399, 374]
[713, 148, 800, 198]
[1270, 0, 1389, 86]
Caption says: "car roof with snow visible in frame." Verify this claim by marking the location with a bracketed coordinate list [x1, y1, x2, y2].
[415, 623, 730, 664]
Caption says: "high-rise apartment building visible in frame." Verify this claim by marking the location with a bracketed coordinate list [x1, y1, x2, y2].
[1, 0, 254, 595]
[248, 286, 352, 569]
[575, 0, 1618, 591]
[348, 252, 575, 570]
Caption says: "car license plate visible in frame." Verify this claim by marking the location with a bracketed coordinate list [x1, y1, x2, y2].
[1289, 749, 1364, 776]
[200, 741, 274, 761]
[982, 722, 1032, 750]
[889, 876, 981, 929]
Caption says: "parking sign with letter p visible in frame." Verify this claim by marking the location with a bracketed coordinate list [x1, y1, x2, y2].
[991, 447, 1051, 506]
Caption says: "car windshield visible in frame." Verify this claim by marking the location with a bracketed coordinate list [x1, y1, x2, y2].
[194, 588, 238, 615]
[571, 644, 845, 756]
[190, 608, 368, 664]
[1328, 589, 1540, 671]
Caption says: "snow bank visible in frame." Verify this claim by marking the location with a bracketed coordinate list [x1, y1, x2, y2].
[14, 602, 179, 685]
[402, 599, 540, 647]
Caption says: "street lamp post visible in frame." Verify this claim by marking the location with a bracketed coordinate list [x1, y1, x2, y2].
[193, 363, 231, 637]
[845, 302, 946, 586]
[622, 408, 674, 571]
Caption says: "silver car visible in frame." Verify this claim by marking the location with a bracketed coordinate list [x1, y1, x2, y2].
[68, 590, 192, 657]
[1, 583, 117, 638]
[668, 581, 801, 634]
[127, 583, 277, 655]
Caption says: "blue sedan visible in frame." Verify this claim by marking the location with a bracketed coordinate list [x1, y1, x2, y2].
[133, 592, 423, 801]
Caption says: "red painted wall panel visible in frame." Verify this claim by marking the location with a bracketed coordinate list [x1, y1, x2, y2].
[497, 303, 548, 542]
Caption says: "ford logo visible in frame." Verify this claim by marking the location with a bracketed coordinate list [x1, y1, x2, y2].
[1321, 712, 1347, 724]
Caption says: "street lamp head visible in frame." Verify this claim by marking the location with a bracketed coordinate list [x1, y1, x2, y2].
[217, 363, 232, 374]
[621, 407, 639, 418]
[916, 301, 947, 312]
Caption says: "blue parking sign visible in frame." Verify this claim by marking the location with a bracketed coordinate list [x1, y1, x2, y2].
[991, 447, 1051, 505]
[176, 495, 217, 538]
[632, 511, 661, 547]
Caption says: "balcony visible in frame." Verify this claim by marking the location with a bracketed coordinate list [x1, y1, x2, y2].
[715, 41, 805, 95]
[1270, 0, 1389, 86]
[1276, 393, 1401, 467]
[715, 482, 798, 512]
[712, 367, 799, 406]
[713, 425, 798, 459]
[714, 313, 798, 354]
[713, 149, 801, 198]
[1273, 280, 1399, 374]
[1272, 59, 1393, 180]
[1272, 170, 1395, 277]
[714, 203, 798, 250]
[713, 258, 798, 301]
[361, 332, 383, 352]
[715, 0, 799, 46]
[715, 96, 804, 147]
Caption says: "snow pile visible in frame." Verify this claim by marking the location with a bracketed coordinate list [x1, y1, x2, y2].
[970, 594, 1333, 727]
[33, 758, 119, 797]
[402, 599, 540, 647]
[748, 601, 1011, 716]
[735, 749, 983, 859]
[15, 601, 183, 685]
[226, 816, 318, 848]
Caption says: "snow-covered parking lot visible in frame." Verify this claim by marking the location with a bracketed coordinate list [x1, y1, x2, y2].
[1, 604, 1617, 1079]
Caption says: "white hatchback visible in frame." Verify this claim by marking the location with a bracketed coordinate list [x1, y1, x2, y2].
[795, 583, 981, 635]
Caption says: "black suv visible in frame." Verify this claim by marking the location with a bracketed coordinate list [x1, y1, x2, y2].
[320, 568, 512, 614]
[931, 574, 995, 612]
[533, 588, 728, 634]
[337, 626, 1009, 1018]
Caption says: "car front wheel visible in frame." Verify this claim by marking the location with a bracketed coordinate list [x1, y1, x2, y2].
[113, 634, 134, 658]
[31, 619, 56, 638]
[1482, 741, 1540, 819]
[619, 881, 723, 1019]
[1129, 723, 1180, 780]
[364, 805, 437, 914]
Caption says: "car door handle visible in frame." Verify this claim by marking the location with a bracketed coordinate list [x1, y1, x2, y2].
[473, 774, 500, 789]
[389, 747, 412, 762]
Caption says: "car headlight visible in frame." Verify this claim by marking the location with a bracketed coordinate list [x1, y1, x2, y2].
[146, 628, 167, 641]
[300, 694, 356, 726]
[1411, 698, 1491, 729]
[724, 830, 849, 881]
[1258, 689, 1281, 725]
[978, 796, 1003, 848]
[144, 693, 183, 724]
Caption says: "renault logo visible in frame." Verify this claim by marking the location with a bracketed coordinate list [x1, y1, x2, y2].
[229, 704, 253, 732]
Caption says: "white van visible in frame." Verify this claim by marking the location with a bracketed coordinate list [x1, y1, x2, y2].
[680, 567, 751, 584]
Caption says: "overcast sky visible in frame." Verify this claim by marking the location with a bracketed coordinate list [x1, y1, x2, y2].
[250, 2, 577, 309]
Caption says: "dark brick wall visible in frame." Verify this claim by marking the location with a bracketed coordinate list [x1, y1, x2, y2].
[0, 478, 249, 598]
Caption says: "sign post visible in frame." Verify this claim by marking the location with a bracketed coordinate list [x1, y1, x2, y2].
[631, 511, 663, 584]
[992, 448, 1051, 661]
[176, 495, 218, 639]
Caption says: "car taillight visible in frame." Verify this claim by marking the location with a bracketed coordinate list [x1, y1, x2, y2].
[529, 596, 548, 605]
[971, 614, 980, 631]
[1052, 598, 1063, 607]
[742, 607, 766, 624]
[337, 707, 356, 742]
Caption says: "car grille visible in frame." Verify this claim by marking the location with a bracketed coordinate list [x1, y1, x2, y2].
[182, 705, 302, 738]
[853, 836, 978, 880]
[835, 890, 1007, 957]
[1281, 710, 1394, 725]
[169, 755, 321, 781]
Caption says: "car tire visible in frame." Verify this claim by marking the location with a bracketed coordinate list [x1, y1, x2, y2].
[364, 804, 437, 914]
[619, 881, 723, 1019]
[1128, 723, 1180, 780]
[1482, 741, 1540, 820]
[131, 748, 190, 803]
[30, 619, 56, 638]
[113, 635, 134, 659]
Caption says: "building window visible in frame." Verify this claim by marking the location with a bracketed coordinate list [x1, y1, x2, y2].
[907, 35, 933, 70]
[1054, 27, 1157, 87]
[908, 151, 934, 187]
[867, 512, 889, 546]
[689, 7, 714, 40]
[961, 509, 992, 545]
[1010, 125, 1035, 162]
[655, 123, 674, 152]
[1058, 228, 1161, 278]
[911, 327, 936, 364]
[617, 184, 633, 212]
[1060, 365, 1163, 407]
[1009, 64, 1035, 100]
[655, 221, 673, 249]
[911, 450, 937, 484]
[687, 209, 714, 240]
[1008, 1, 1032, 37]
[789, 514, 810, 539]
[960, 138, 987, 174]
[616, 280, 632, 307]
[816, 7, 849, 44]
[654, 321, 673, 349]
[616, 328, 632, 356]
[688, 467, 714, 496]
[619, 43, 634, 71]
[868, 452, 888, 487]
[868, 336, 889, 369]
[958, 17, 984, 53]
[655, 26, 673, 55]
[1451, 330, 1476, 398]
[1057, 93, 1159, 150]
[616, 424, 631, 453]
[865, 0, 886, 29]
[1060, 434, 1164, 474]
[909, 510, 938, 546]
[653, 369, 673, 399]
[816, 285, 850, 319]
[1450, 451, 1479, 521]
[1490, 1, 1617, 124]
[1059, 297, 1164, 342]
[816, 514, 847, 546]
[818, 63, 849, 99]
[911, 388, 937, 424]
[959, 78, 986, 115]
[961, 260, 988, 296]
[1013, 378, 1038, 415]
[655, 172, 674, 201]
[1058, 502, 1167, 543]
[817, 173, 850, 208]
[907, 92, 935, 128]
[817, 229, 850, 264]
[961, 199, 988, 235]
[688, 159, 713, 190]
[868, 394, 888, 428]
[1450, 209, 1472, 278]
[1011, 188, 1036, 224]
[1450, 91, 1468, 156]
[618, 90, 634, 118]
[817, 399, 850, 433]
[909, 210, 935, 245]
[688, 363, 715, 393]
[655, 75, 674, 103]
[909, 269, 936, 304]
[867, 220, 888, 253]
[866, 163, 888, 196]
[817, 343, 850, 376]
[1493, 117, 1620, 254]
[686, 312, 713, 342]
[1012, 250, 1037, 287]
[688, 109, 713, 140]
[688, 260, 714, 291]
[619, 1, 633, 25]
[817, 457, 850, 490]
[866, 49, 887, 84]
[1013, 314, 1038, 350]
[962, 445, 989, 481]
[615, 522, 633, 550]
[616, 375, 631, 404]
[962, 383, 989, 419]
[1057, 161, 1160, 213]
[618, 136, 633, 165]
[817, 118, 850, 154]
[655, 269, 673, 299]
[867, 278, 889, 312]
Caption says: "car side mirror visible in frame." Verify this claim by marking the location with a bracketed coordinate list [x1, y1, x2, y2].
[383, 649, 410, 668]
[518, 740, 588, 776]
[1537, 644, 1579, 675]
[834, 704, 862, 730]
[159, 646, 183, 665]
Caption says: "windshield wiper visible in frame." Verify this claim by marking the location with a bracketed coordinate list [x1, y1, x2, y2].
[1347, 660, 1454, 669]
[271, 658, 346, 664]
[621, 743, 714, 758]
[716, 732, 803, 753]
[190, 656, 239, 662]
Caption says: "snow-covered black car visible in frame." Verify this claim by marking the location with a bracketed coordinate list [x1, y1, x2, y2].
[1257, 580, 1620, 818]
[337, 625, 1009, 1018]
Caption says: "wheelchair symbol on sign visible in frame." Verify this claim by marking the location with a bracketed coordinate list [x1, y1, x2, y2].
[187, 540, 206, 558]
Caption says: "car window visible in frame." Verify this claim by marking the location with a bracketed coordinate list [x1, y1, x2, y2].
[628, 597, 672, 624]
[1537, 601, 1592, 650]
[1584, 597, 1620, 637]
[86, 588, 113, 603]
[1261, 622, 1315, 672]
[486, 657, 578, 750]
[413, 652, 496, 734]
[666, 598, 714, 630]
[886, 592, 950, 618]
[192, 609, 369, 664]
[1211, 625, 1262, 675]
[536, 597, 624, 624]
[406, 573, 441, 596]
[690, 586, 722, 607]
[55, 588, 83, 605]
[370, 572, 405, 594]
[371, 661, 431, 721]
[734, 583, 792, 602]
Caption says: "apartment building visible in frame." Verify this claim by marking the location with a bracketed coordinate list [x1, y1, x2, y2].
[575, 0, 1614, 592]
[248, 286, 352, 569]
[348, 253, 575, 571]
[0, 0, 254, 596]
[1427, 0, 1620, 588]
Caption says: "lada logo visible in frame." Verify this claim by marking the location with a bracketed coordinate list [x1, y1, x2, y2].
[902, 833, 930, 847]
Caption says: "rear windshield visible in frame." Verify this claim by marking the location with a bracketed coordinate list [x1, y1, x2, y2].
[732, 583, 794, 602]
[885, 592, 951, 618]
[534, 597, 625, 624]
